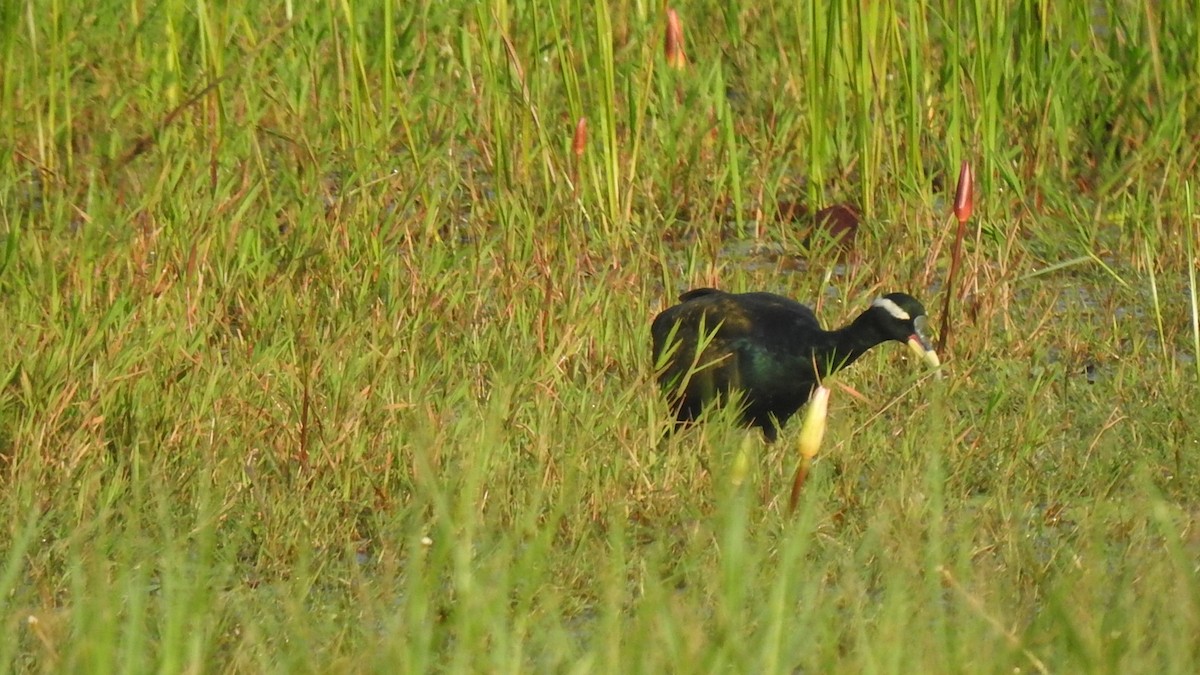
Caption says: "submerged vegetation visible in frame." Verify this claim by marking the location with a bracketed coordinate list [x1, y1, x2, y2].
[2, 0, 1199, 671]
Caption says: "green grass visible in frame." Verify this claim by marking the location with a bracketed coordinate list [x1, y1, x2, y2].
[2, 0, 1200, 671]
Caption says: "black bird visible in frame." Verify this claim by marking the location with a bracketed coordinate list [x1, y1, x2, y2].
[651, 288, 940, 441]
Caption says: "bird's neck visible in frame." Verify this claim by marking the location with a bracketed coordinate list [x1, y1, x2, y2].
[813, 314, 890, 376]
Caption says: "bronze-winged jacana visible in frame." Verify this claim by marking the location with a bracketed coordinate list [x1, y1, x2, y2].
[651, 288, 940, 441]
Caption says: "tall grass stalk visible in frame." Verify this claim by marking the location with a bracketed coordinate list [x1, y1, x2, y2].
[2, 0, 1200, 670]
[1186, 182, 1200, 379]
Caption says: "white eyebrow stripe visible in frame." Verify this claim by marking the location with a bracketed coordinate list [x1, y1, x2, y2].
[872, 297, 911, 320]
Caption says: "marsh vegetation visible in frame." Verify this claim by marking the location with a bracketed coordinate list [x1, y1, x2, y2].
[2, 1, 1199, 672]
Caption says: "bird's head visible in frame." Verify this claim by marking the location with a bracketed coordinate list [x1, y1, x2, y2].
[870, 293, 941, 368]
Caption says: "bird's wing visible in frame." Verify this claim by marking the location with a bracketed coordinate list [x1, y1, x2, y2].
[734, 292, 822, 331]
[677, 287, 723, 303]
[651, 291, 749, 368]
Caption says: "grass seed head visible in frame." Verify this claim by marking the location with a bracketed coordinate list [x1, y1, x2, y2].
[798, 385, 830, 461]
[572, 117, 588, 158]
[665, 9, 687, 69]
[954, 160, 974, 224]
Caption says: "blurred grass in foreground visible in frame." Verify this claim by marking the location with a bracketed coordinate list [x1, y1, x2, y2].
[2, 0, 1200, 671]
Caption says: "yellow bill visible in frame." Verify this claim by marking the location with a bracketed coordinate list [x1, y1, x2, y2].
[906, 335, 941, 368]
[907, 315, 941, 368]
